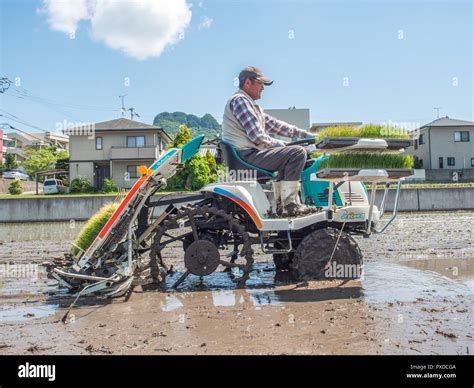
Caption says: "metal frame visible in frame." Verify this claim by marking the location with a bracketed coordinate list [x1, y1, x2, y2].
[259, 230, 293, 254]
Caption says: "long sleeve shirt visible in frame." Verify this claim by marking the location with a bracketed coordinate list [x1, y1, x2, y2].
[230, 95, 308, 149]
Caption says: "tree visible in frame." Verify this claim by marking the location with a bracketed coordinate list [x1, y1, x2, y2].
[70, 177, 94, 193]
[169, 124, 192, 148]
[205, 150, 217, 173]
[8, 180, 23, 195]
[102, 177, 118, 193]
[184, 156, 211, 190]
[23, 146, 69, 181]
[55, 156, 69, 171]
[413, 156, 423, 169]
[4, 153, 18, 170]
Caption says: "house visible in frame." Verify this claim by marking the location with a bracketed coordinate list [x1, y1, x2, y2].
[68, 118, 171, 190]
[2, 132, 16, 163]
[408, 116, 474, 181]
[264, 108, 311, 131]
[1, 129, 5, 162]
[199, 138, 219, 157]
[4, 131, 69, 163]
[199, 137, 222, 165]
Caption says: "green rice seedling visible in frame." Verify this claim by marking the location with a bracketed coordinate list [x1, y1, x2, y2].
[318, 153, 414, 170]
[317, 124, 409, 141]
[73, 202, 119, 254]
[311, 151, 325, 159]
[316, 125, 359, 140]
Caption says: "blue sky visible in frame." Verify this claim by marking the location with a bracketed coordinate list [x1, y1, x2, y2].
[0, 0, 472, 135]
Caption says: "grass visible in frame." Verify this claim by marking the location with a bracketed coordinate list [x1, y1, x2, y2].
[317, 123, 410, 141]
[318, 153, 414, 170]
[73, 203, 119, 254]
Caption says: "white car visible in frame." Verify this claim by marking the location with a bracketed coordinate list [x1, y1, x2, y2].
[43, 179, 68, 194]
[3, 169, 29, 180]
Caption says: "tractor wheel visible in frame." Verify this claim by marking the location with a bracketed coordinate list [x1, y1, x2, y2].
[272, 241, 294, 271]
[290, 228, 362, 281]
[272, 231, 301, 271]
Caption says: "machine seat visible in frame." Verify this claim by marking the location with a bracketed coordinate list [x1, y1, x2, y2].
[218, 141, 277, 182]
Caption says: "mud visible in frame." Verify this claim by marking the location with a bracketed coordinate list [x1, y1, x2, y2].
[0, 212, 472, 355]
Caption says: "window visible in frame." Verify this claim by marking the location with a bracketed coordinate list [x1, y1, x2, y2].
[454, 131, 469, 142]
[447, 157, 455, 166]
[419, 134, 425, 145]
[96, 136, 103, 150]
[127, 165, 139, 179]
[414, 139, 418, 150]
[439, 157, 444, 169]
[127, 136, 145, 148]
[471, 158, 474, 168]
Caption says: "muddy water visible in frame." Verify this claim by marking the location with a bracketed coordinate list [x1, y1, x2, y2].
[0, 212, 473, 354]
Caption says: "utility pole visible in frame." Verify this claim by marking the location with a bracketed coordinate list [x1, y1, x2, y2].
[119, 95, 127, 117]
[433, 107, 443, 118]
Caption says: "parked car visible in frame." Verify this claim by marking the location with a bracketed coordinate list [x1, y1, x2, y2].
[3, 169, 29, 181]
[43, 179, 68, 194]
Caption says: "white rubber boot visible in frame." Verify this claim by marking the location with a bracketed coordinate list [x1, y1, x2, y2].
[273, 181, 283, 216]
[280, 181, 316, 217]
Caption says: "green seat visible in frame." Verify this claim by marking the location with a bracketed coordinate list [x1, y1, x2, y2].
[219, 141, 277, 181]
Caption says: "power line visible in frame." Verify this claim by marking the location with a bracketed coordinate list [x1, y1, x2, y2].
[0, 109, 51, 133]
[1, 78, 118, 112]
[12, 86, 119, 111]
[0, 109, 68, 149]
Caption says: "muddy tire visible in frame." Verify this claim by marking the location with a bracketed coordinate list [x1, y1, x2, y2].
[290, 228, 362, 281]
[272, 233, 298, 271]
[273, 248, 293, 271]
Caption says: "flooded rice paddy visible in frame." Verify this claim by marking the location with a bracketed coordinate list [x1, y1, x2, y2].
[0, 212, 472, 354]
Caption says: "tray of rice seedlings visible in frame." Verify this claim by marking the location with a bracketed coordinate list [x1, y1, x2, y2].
[315, 124, 412, 152]
[71, 202, 119, 258]
[315, 153, 414, 181]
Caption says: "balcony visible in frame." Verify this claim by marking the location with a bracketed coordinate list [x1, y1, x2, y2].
[110, 145, 159, 160]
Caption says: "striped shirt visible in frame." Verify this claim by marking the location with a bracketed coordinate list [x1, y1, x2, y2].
[230, 95, 307, 149]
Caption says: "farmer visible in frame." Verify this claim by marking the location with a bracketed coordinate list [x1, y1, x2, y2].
[222, 66, 315, 216]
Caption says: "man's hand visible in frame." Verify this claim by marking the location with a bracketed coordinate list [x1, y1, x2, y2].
[273, 139, 286, 147]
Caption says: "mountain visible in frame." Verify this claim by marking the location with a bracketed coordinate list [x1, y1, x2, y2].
[153, 112, 221, 140]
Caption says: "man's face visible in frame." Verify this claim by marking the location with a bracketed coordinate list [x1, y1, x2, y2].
[243, 78, 264, 100]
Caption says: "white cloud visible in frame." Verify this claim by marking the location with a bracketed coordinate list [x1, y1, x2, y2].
[40, 0, 89, 35]
[41, 0, 192, 60]
[198, 15, 213, 30]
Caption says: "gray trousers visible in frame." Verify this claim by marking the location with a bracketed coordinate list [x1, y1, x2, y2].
[237, 145, 307, 181]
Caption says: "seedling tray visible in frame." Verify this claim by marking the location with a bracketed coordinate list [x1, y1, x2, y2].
[315, 137, 412, 153]
[315, 168, 414, 182]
